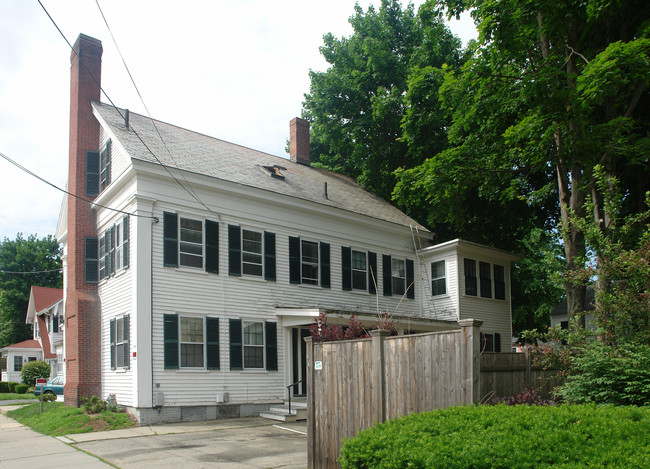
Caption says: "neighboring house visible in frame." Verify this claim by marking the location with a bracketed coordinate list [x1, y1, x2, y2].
[57, 34, 519, 424]
[0, 340, 42, 383]
[550, 286, 596, 330]
[25, 286, 65, 378]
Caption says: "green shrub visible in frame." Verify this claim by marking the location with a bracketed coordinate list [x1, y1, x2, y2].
[556, 342, 650, 405]
[0, 382, 9, 393]
[81, 395, 107, 414]
[7, 382, 19, 393]
[42, 393, 57, 402]
[14, 384, 29, 394]
[339, 405, 650, 468]
[20, 361, 51, 387]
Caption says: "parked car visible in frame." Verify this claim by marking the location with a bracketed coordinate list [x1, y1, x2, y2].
[33, 376, 64, 396]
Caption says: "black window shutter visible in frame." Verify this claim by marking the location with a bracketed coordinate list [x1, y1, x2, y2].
[382, 254, 392, 296]
[206, 317, 220, 370]
[123, 315, 130, 369]
[406, 259, 415, 299]
[264, 231, 276, 281]
[228, 225, 241, 276]
[123, 216, 130, 269]
[494, 332, 501, 353]
[110, 318, 116, 370]
[289, 236, 301, 284]
[109, 225, 116, 276]
[320, 242, 330, 288]
[163, 212, 178, 267]
[86, 150, 99, 196]
[163, 314, 179, 369]
[103, 231, 110, 277]
[85, 237, 98, 283]
[229, 318, 243, 370]
[341, 246, 352, 291]
[368, 252, 377, 295]
[265, 321, 278, 371]
[105, 139, 112, 186]
[205, 220, 219, 274]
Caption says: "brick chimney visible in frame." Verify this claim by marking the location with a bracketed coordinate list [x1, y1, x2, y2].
[289, 117, 310, 165]
[64, 34, 102, 406]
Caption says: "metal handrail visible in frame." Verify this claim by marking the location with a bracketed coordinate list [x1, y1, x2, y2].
[286, 379, 305, 415]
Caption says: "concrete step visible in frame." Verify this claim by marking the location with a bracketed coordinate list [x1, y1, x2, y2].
[259, 401, 307, 422]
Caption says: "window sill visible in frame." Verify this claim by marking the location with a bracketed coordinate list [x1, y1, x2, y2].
[463, 294, 507, 302]
[172, 267, 210, 276]
[236, 275, 268, 283]
[113, 368, 129, 373]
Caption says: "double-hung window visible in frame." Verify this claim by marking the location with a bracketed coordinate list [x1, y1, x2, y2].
[382, 254, 415, 299]
[242, 229, 263, 276]
[180, 317, 204, 368]
[228, 319, 277, 371]
[99, 139, 111, 192]
[99, 216, 130, 281]
[464, 258, 477, 296]
[431, 260, 446, 296]
[163, 213, 218, 273]
[391, 258, 406, 296]
[14, 356, 22, 372]
[163, 314, 220, 370]
[228, 225, 275, 280]
[180, 218, 203, 268]
[289, 237, 330, 287]
[351, 250, 367, 291]
[301, 240, 319, 285]
[110, 315, 130, 370]
[243, 321, 264, 368]
[480, 261, 492, 298]
[494, 265, 506, 300]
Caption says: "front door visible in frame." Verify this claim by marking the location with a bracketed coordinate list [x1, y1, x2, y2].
[291, 327, 310, 396]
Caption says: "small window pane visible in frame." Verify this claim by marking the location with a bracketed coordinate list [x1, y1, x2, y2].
[181, 317, 204, 343]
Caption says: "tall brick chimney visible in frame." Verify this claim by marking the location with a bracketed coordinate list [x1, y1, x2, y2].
[64, 34, 102, 406]
[289, 117, 310, 165]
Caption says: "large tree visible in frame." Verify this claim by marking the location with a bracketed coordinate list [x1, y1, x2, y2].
[395, 0, 650, 326]
[303, 0, 463, 200]
[0, 234, 62, 347]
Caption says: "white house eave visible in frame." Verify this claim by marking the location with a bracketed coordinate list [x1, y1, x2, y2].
[418, 238, 520, 262]
[129, 157, 430, 238]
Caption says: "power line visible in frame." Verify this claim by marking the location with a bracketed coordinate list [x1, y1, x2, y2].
[94, 0, 211, 216]
[37, 0, 221, 221]
[0, 151, 154, 219]
[0, 268, 62, 275]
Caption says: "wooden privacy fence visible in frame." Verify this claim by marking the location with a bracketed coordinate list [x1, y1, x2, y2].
[480, 352, 563, 399]
[305, 319, 483, 469]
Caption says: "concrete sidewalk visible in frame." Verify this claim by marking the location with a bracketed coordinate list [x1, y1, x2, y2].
[0, 412, 111, 468]
[0, 405, 307, 468]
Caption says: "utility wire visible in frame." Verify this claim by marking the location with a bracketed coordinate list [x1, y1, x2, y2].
[94, 0, 209, 214]
[0, 151, 153, 219]
[38, 0, 220, 220]
[0, 268, 62, 274]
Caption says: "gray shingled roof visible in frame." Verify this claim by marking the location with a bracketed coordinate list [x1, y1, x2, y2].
[93, 102, 427, 230]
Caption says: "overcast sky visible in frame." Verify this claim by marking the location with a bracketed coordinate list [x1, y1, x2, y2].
[0, 0, 476, 242]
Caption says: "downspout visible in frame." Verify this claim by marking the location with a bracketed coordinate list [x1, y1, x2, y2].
[150, 204, 159, 412]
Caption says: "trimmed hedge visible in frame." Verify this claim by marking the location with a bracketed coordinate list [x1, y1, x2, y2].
[14, 384, 29, 394]
[0, 382, 9, 393]
[7, 382, 19, 393]
[339, 405, 650, 468]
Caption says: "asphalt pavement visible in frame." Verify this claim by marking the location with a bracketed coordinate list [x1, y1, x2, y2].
[0, 404, 307, 468]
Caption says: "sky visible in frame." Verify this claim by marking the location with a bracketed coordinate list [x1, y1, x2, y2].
[0, 0, 477, 242]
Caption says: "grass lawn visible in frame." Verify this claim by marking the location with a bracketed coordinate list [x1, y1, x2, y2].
[0, 392, 37, 401]
[6, 402, 137, 436]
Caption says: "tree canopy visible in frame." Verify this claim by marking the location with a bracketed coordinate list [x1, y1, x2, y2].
[0, 234, 62, 348]
[304, 0, 650, 333]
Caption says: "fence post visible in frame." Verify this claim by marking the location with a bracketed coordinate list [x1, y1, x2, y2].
[370, 329, 389, 424]
[458, 319, 483, 404]
[305, 336, 315, 469]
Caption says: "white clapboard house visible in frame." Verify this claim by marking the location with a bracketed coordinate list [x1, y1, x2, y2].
[56, 34, 518, 424]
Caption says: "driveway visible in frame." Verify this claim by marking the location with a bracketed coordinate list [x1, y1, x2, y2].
[63, 417, 307, 468]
